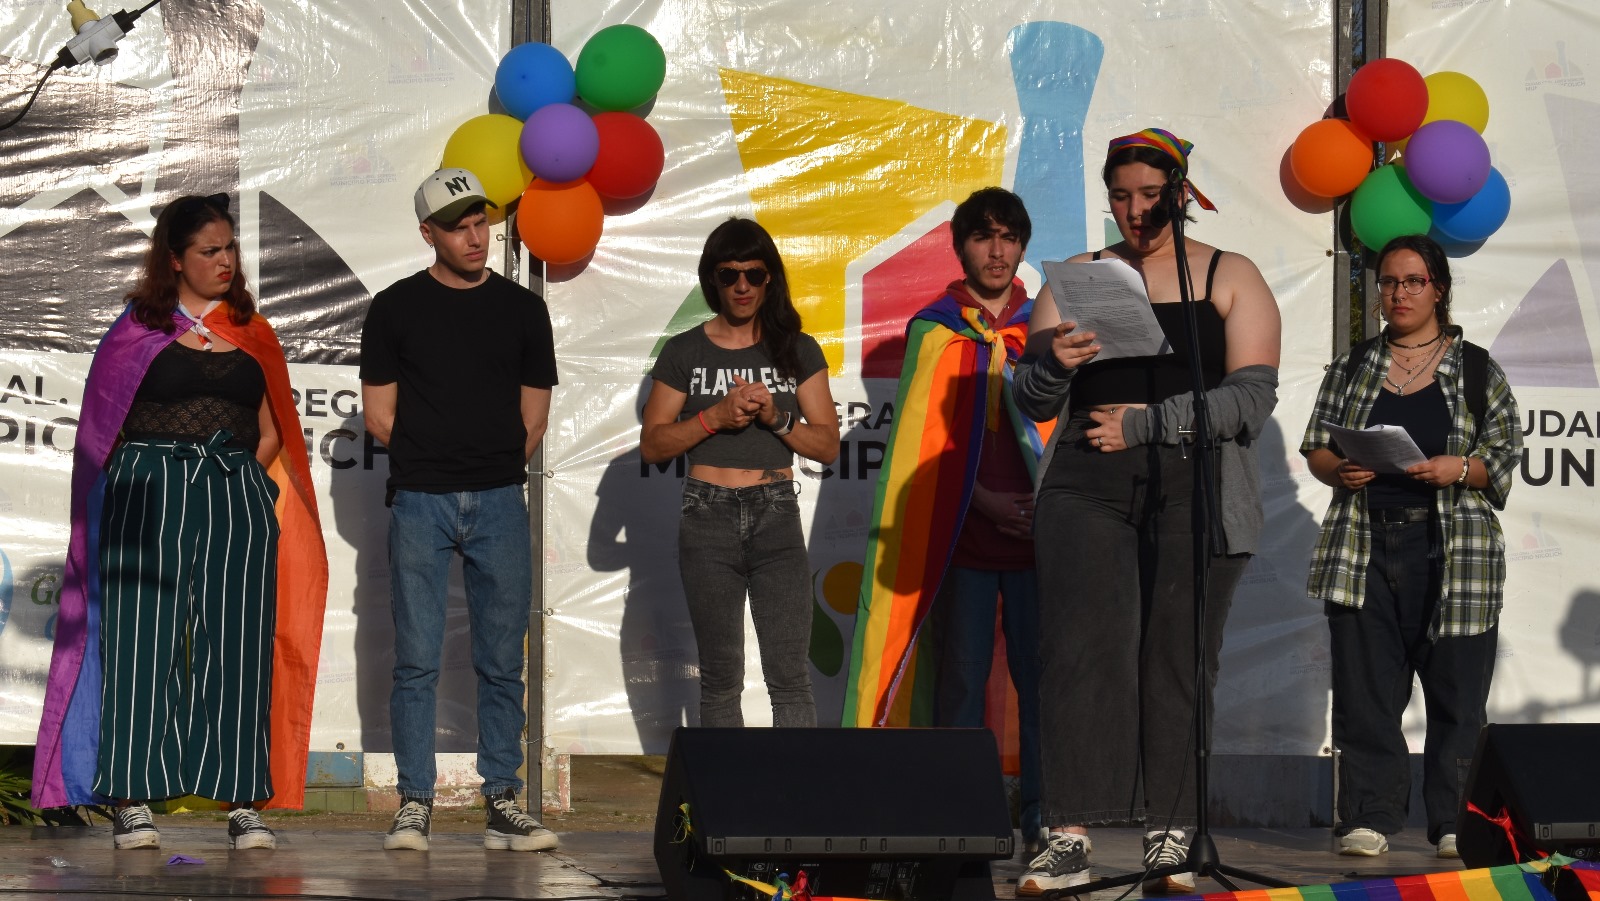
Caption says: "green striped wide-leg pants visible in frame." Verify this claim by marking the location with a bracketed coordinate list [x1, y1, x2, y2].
[93, 433, 281, 803]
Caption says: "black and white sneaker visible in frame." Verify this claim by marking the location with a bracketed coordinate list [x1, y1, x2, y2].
[1141, 830, 1195, 894]
[228, 807, 277, 850]
[485, 788, 559, 851]
[1018, 832, 1091, 895]
[384, 798, 433, 851]
[112, 804, 160, 850]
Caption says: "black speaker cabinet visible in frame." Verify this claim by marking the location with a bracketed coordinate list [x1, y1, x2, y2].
[654, 727, 1013, 901]
[1458, 723, 1600, 867]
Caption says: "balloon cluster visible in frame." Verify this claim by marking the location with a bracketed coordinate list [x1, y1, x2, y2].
[1287, 60, 1509, 254]
[438, 25, 668, 266]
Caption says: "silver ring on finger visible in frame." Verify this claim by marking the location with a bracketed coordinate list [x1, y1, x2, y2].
[1094, 437, 1102, 448]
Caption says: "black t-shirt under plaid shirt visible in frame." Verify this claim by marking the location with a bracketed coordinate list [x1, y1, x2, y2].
[360, 270, 558, 494]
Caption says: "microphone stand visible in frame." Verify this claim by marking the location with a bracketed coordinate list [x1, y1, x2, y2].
[1047, 172, 1293, 896]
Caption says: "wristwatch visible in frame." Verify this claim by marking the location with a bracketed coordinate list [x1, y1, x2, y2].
[770, 411, 794, 436]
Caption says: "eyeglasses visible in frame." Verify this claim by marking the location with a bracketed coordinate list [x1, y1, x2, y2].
[1377, 275, 1433, 296]
[714, 267, 769, 288]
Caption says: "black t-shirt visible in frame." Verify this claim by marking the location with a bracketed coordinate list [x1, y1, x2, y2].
[360, 270, 558, 493]
[650, 325, 827, 469]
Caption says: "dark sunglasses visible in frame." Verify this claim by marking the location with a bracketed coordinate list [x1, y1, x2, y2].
[170, 193, 231, 215]
[713, 267, 770, 288]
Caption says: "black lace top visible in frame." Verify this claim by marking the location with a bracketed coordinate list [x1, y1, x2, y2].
[123, 342, 267, 451]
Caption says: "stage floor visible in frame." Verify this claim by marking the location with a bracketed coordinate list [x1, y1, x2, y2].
[1, 822, 1465, 900]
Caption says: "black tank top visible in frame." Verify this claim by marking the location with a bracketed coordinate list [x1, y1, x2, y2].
[1070, 250, 1228, 410]
[124, 341, 266, 451]
[1364, 380, 1449, 509]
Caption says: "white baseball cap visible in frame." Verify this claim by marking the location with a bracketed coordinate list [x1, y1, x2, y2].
[414, 168, 499, 223]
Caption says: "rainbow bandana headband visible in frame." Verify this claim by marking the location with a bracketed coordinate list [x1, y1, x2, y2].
[1106, 127, 1218, 212]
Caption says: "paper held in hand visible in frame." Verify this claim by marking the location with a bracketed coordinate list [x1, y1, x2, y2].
[1321, 421, 1428, 474]
[1041, 258, 1174, 362]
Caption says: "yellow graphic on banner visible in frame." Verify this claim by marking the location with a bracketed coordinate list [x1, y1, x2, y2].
[720, 69, 1007, 373]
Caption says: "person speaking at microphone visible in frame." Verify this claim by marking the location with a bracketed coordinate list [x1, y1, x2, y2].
[1012, 128, 1281, 894]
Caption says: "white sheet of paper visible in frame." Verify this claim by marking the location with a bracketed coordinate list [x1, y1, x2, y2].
[1042, 258, 1173, 361]
[1321, 421, 1429, 474]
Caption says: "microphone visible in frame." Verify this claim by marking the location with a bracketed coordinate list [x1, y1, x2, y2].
[1148, 168, 1185, 230]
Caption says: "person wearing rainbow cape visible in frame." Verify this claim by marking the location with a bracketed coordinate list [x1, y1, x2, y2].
[1014, 129, 1280, 894]
[32, 193, 328, 850]
[843, 188, 1052, 854]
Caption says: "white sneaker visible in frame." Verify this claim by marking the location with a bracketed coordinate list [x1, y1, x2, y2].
[1142, 830, 1196, 894]
[1018, 832, 1092, 895]
[1437, 834, 1460, 859]
[227, 807, 277, 850]
[1338, 827, 1389, 856]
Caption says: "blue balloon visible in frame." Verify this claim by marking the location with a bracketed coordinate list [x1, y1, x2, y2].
[494, 43, 575, 121]
[1432, 167, 1510, 244]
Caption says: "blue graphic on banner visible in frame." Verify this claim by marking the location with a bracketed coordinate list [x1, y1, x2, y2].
[0, 548, 11, 639]
[1009, 21, 1103, 265]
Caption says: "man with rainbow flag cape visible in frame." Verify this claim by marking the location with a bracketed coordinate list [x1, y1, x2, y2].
[843, 188, 1053, 853]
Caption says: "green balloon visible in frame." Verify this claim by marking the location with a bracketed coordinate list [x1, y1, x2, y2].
[575, 25, 666, 112]
[1351, 164, 1433, 252]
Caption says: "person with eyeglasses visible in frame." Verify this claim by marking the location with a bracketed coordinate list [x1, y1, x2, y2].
[1300, 233, 1522, 859]
[640, 217, 840, 727]
[32, 194, 327, 851]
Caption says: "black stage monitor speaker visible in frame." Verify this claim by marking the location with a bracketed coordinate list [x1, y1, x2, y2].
[654, 727, 1013, 901]
[1458, 723, 1600, 868]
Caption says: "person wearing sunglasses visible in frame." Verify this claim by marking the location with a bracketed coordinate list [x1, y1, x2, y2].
[32, 194, 327, 851]
[1301, 233, 1521, 859]
[640, 217, 839, 727]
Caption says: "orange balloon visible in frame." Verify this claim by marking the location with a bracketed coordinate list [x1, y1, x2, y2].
[516, 179, 603, 265]
[1289, 119, 1375, 198]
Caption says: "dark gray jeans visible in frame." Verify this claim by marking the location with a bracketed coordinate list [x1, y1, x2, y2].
[1328, 517, 1497, 843]
[678, 478, 816, 728]
[1034, 421, 1247, 829]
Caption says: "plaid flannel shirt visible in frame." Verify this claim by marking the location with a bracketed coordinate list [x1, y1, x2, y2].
[1300, 326, 1521, 637]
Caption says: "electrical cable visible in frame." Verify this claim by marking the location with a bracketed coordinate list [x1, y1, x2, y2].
[0, 65, 57, 132]
[0, 0, 164, 131]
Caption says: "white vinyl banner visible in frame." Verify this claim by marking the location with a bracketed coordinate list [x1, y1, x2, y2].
[1385, 4, 1600, 735]
[542, 0, 1339, 755]
[0, 1, 513, 756]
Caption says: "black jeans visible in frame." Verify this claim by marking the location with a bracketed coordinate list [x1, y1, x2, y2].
[678, 478, 816, 728]
[1328, 517, 1497, 843]
[1034, 422, 1247, 828]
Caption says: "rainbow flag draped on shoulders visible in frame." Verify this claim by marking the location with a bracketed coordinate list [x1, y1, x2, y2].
[842, 286, 1053, 728]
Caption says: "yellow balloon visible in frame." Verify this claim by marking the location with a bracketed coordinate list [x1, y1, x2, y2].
[440, 114, 533, 208]
[1422, 71, 1489, 133]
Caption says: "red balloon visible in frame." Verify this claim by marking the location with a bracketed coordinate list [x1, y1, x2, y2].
[1346, 58, 1427, 142]
[585, 112, 665, 200]
[517, 179, 604, 265]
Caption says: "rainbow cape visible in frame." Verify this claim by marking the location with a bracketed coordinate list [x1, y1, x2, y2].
[842, 289, 1053, 728]
[32, 304, 328, 811]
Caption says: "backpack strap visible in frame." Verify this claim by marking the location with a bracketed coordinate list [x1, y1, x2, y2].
[1342, 335, 1382, 384]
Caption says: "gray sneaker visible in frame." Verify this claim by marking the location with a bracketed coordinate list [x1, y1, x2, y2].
[384, 798, 432, 851]
[1018, 832, 1092, 895]
[1142, 830, 1195, 894]
[1437, 834, 1460, 859]
[1338, 827, 1389, 856]
[112, 804, 160, 850]
[227, 807, 276, 850]
[485, 788, 559, 851]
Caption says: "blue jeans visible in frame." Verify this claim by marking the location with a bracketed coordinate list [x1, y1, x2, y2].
[1328, 517, 1497, 843]
[677, 478, 816, 728]
[388, 485, 532, 799]
[931, 566, 1042, 835]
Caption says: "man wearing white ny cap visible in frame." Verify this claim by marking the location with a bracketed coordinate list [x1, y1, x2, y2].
[360, 168, 559, 852]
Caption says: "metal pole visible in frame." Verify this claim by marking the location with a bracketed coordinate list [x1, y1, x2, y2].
[509, 0, 552, 813]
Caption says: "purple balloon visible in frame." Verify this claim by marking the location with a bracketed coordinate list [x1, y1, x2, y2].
[1404, 120, 1490, 204]
[519, 103, 599, 184]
